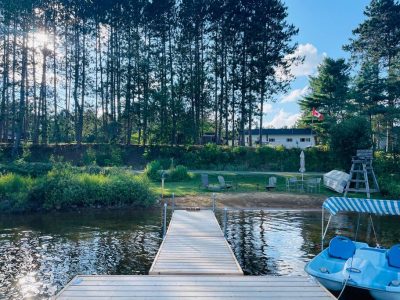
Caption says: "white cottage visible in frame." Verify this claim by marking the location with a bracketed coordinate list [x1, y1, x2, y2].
[242, 128, 316, 149]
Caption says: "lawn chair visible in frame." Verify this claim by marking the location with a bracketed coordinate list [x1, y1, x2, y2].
[306, 178, 321, 193]
[218, 175, 233, 190]
[200, 174, 220, 191]
[286, 177, 298, 192]
[266, 176, 277, 191]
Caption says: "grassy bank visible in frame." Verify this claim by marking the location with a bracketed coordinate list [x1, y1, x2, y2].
[150, 171, 395, 200]
[1, 158, 397, 213]
[149, 173, 336, 197]
[0, 164, 156, 213]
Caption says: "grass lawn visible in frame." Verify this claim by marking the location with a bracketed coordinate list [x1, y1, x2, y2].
[149, 172, 339, 198]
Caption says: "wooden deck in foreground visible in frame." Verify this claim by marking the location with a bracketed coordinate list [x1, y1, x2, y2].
[54, 209, 335, 299]
[55, 275, 335, 299]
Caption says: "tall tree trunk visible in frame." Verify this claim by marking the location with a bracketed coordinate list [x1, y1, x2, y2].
[11, 19, 17, 142]
[169, 26, 176, 145]
[125, 29, 133, 145]
[73, 23, 81, 143]
[239, 41, 246, 146]
[40, 31, 49, 144]
[0, 23, 9, 142]
[78, 28, 86, 144]
[53, 15, 59, 143]
[13, 25, 28, 157]
[32, 39, 39, 144]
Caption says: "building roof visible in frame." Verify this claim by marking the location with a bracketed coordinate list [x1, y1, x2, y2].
[243, 128, 313, 136]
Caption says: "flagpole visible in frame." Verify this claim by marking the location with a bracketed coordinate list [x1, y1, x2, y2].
[311, 114, 314, 147]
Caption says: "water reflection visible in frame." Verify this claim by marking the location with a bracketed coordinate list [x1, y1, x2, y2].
[219, 210, 400, 276]
[0, 209, 163, 299]
[0, 209, 399, 299]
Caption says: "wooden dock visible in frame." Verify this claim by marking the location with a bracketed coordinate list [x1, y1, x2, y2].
[55, 275, 335, 299]
[149, 210, 243, 275]
[54, 209, 335, 299]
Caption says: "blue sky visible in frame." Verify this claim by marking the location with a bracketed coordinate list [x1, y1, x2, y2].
[264, 0, 370, 128]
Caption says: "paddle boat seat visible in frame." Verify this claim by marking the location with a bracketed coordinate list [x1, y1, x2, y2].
[304, 236, 366, 292]
[387, 244, 400, 269]
[328, 236, 356, 260]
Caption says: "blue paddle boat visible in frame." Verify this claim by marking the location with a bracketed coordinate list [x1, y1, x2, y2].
[305, 197, 400, 300]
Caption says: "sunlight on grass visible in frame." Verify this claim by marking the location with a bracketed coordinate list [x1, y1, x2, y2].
[148, 172, 338, 198]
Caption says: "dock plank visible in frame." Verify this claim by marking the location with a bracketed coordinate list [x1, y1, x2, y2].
[149, 210, 243, 275]
[55, 275, 335, 299]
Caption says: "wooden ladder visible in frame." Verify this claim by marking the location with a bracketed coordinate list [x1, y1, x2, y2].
[344, 149, 380, 198]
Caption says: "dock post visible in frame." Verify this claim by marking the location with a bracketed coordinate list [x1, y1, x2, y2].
[212, 193, 216, 212]
[163, 203, 167, 238]
[172, 193, 175, 212]
[223, 207, 228, 237]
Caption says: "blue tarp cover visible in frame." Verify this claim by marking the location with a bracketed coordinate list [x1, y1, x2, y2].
[323, 197, 400, 216]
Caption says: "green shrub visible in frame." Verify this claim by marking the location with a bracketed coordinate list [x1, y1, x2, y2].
[83, 147, 97, 165]
[168, 165, 190, 182]
[144, 160, 163, 181]
[31, 166, 156, 210]
[0, 164, 156, 212]
[145, 160, 190, 182]
[378, 174, 400, 199]
[330, 117, 372, 168]
[0, 174, 34, 212]
[109, 146, 123, 166]
[0, 161, 53, 177]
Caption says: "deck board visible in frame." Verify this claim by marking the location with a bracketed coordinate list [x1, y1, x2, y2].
[55, 275, 336, 299]
[149, 210, 243, 275]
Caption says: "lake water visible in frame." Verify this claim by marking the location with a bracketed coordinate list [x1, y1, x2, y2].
[0, 208, 399, 299]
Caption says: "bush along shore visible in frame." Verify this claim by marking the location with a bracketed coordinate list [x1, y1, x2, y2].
[0, 163, 156, 213]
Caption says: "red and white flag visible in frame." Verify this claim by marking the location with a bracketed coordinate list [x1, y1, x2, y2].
[312, 108, 324, 121]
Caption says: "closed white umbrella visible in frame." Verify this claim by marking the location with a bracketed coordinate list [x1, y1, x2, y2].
[299, 150, 306, 181]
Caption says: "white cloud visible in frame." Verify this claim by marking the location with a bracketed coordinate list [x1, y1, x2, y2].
[288, 43, 326, 78]
[265, 109, 301, 128]
[263, 103, 274, 114]
[281, 85, 309, 103]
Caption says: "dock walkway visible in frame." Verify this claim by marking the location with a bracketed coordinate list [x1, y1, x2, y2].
[149, 210, 243, 275]
[54, 209, 335, 299]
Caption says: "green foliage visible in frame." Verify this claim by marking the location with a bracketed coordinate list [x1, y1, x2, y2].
[330, 117, 372, 168]
[95, 144, 124, 166]
[144, 160, 190, 182]
[374, 151, 400, 175]
[0, 164, 156, 213]
[298, 57, 351, 143]
[144, 160, 163, 181]
[144, 145, 335, 172]
[168, 165, 190, 182]
[0, 161, 53, 177]
[83, 147, 97, 165]
[378, 174, 400, 199]
[0, 174, 34, 212]
[22, 143, 32, 161]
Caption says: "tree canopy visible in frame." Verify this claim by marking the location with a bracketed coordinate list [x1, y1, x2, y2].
[0, 0, 299, 155]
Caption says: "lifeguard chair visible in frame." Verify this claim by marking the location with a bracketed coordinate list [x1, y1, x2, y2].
[343, 149, 379, 198]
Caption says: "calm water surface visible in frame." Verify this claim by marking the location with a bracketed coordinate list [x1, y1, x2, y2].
[0, 208, 399, 299]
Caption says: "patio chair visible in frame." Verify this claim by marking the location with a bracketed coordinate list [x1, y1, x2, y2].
[266, 176, 277, 191]
[218, 175, 233, 190]
[307, 178, 321, 193]
[200, 174, 220, 191]
[286, 177, 298, 192]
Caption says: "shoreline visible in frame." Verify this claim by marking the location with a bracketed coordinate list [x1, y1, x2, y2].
[164, 192, 326, 210]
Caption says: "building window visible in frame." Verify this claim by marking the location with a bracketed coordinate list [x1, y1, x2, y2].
[286, 138, 293, 142]
[300, 138, 311, 142]
[269, 138, 275, 142]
